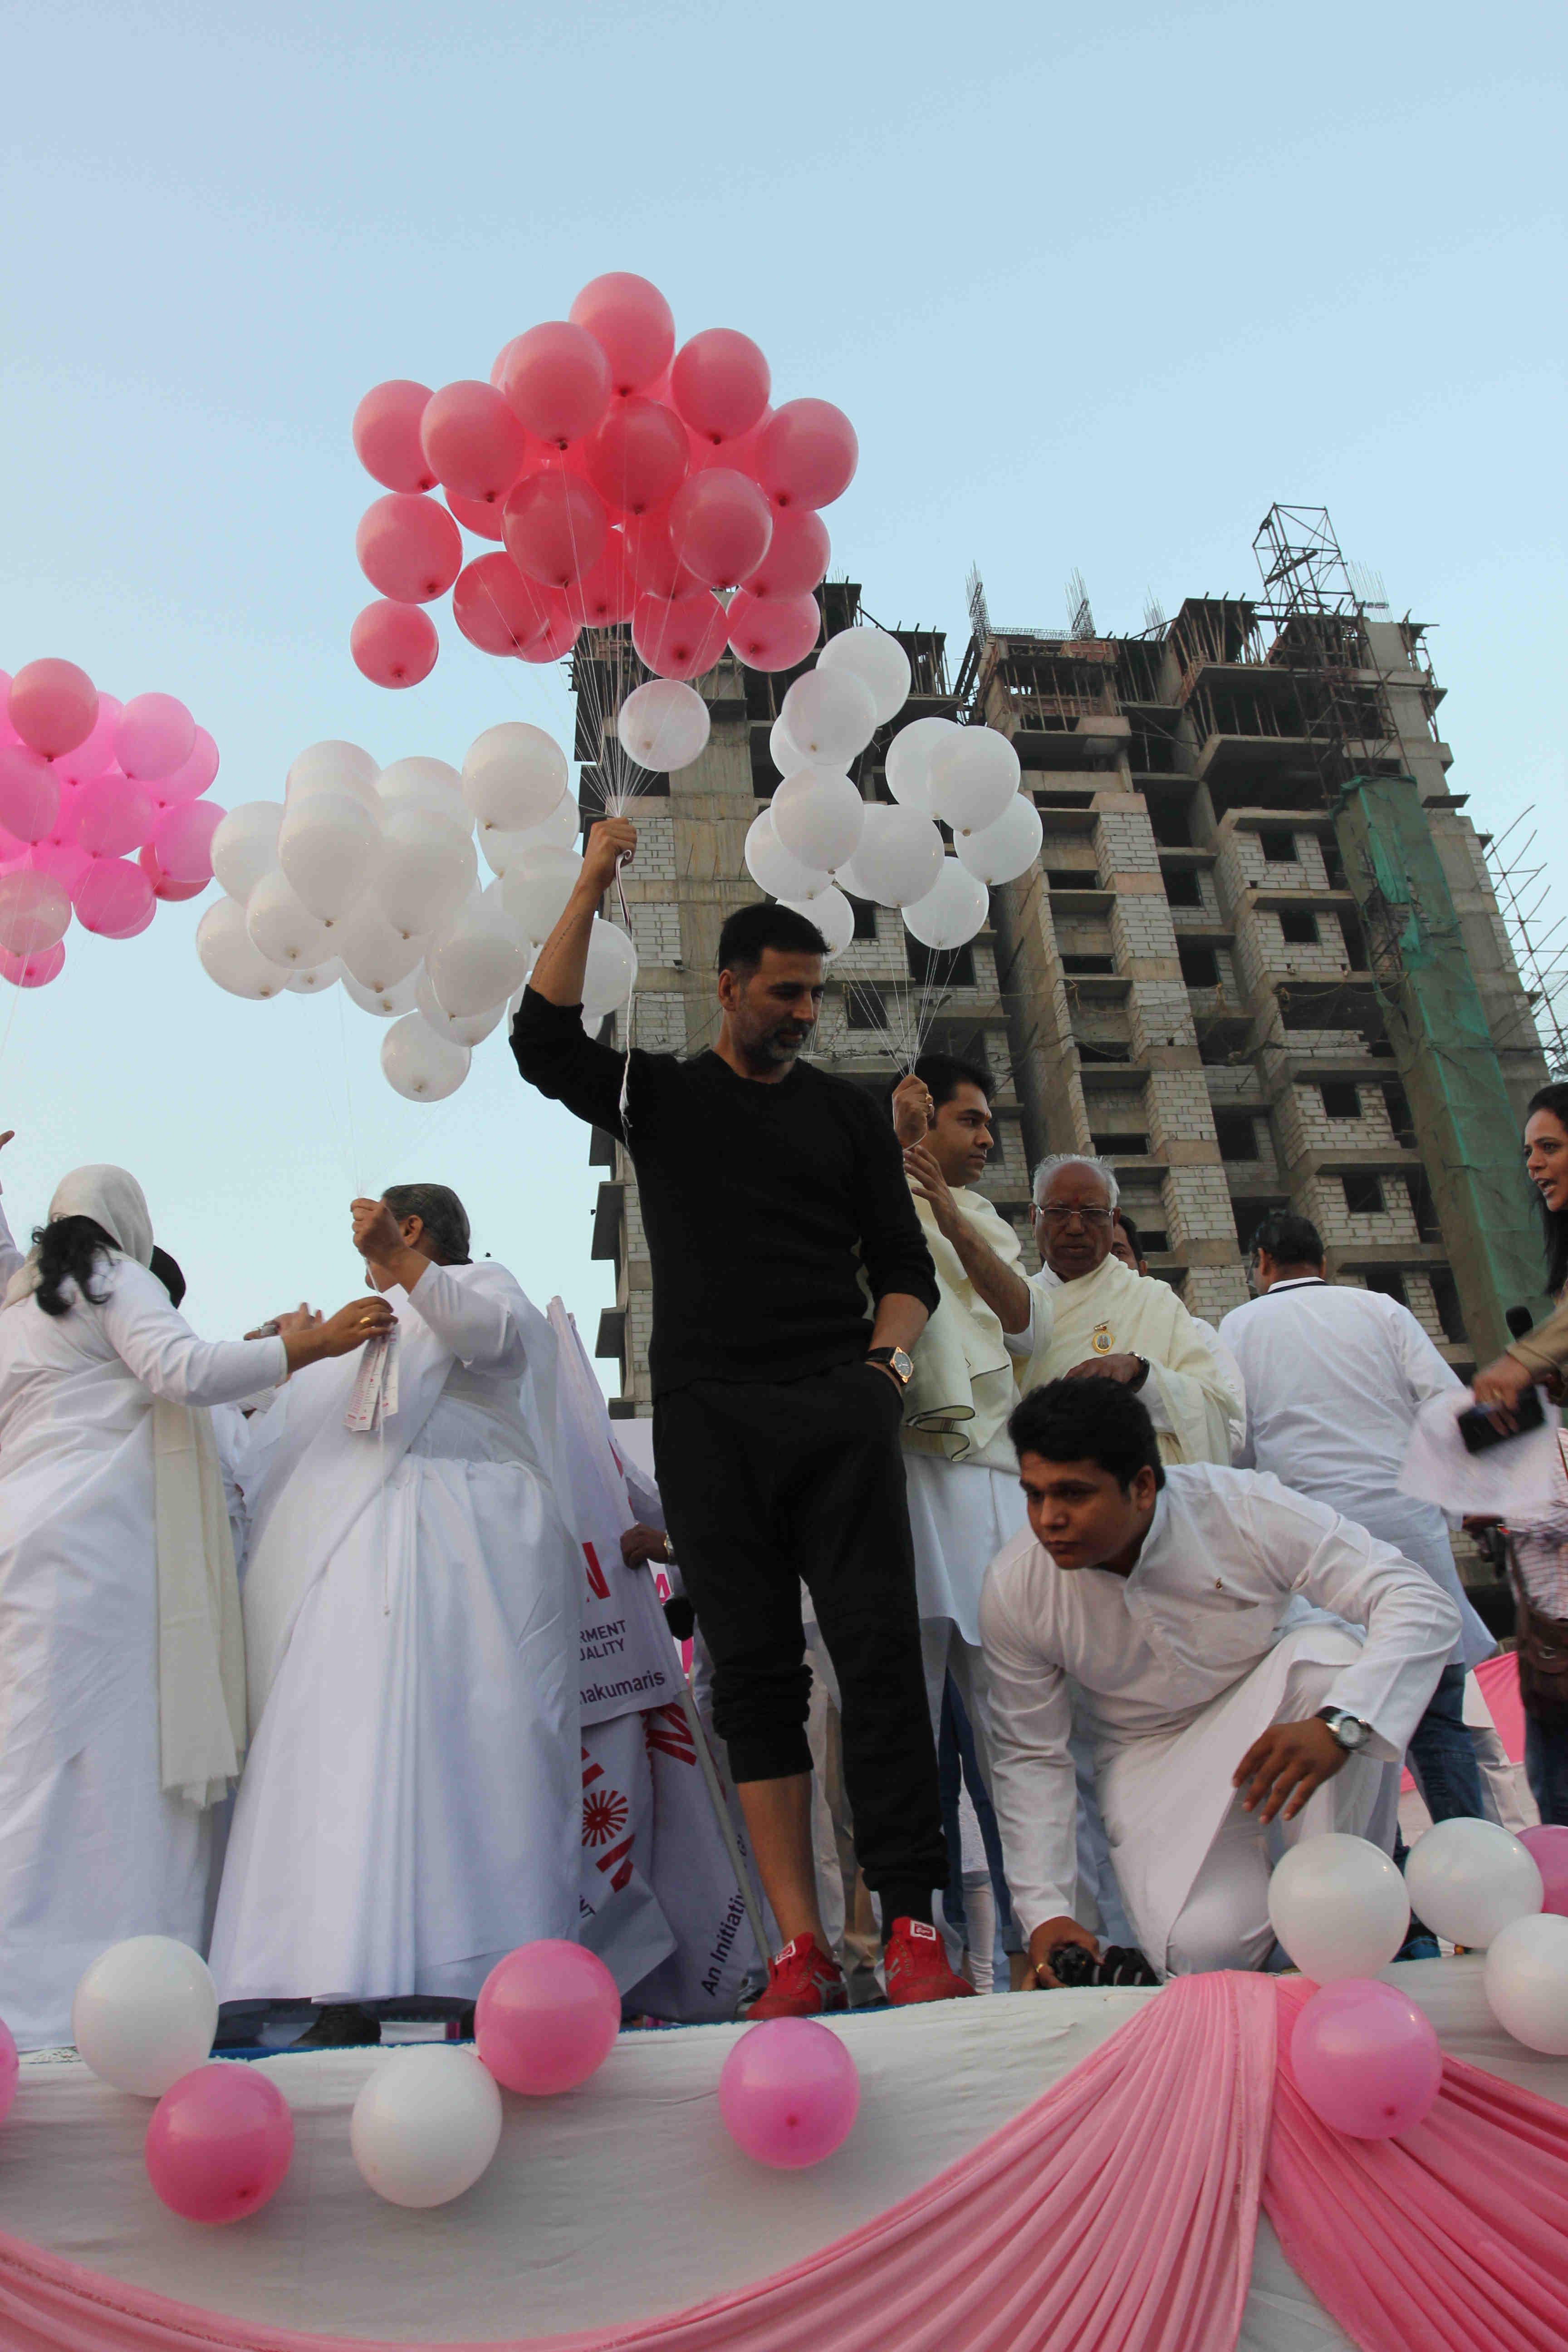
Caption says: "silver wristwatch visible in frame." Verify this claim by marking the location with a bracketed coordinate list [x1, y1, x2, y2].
[1315, 1707, 1371, 1753]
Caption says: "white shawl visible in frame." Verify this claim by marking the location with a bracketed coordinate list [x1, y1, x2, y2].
[902, 1190, 1023, 1471]
[1021, 1252, 1241, 1466]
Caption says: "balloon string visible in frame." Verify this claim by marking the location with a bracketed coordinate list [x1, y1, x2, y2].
[335, 984, 363, 1194]
[0, 969, 26, 1071]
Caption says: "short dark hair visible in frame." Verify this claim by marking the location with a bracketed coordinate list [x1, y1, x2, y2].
[1113, 1208, 1142, 1258]
[911, 1052, 991, 1111]
[382, 1182, 471, 1265]
[717, 902, 828, 977]
[1008, 1378, 1165, 1492]
[1249, 1209, 1324, 1267]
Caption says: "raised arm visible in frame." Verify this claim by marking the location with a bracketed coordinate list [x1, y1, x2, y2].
[101, 1260, 391, 1406]
[529, 816, 636, 1008]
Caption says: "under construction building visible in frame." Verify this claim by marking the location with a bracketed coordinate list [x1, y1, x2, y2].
[578, 506, 1552, 1414]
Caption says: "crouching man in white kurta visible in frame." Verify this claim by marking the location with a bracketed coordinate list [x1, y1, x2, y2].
[980, 1378, 1460, 1984]
[209, 1186, 580, 2038]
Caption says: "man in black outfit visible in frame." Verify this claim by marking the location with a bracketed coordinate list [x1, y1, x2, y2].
[512, 814, 972, 2015]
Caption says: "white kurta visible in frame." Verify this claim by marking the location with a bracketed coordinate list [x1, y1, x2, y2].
[0, 1264, 285, 2047]
[209, 1260, 579, 2004]
[1218, 1277, 1492, 1670]
[1011, 1254, 1243, 1465]
[0, 1191, 22, 1296]
[979, 1463, 1460, 1970]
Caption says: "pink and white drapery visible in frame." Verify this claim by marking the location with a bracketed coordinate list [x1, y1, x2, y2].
[0, 1971, 1564, 2352]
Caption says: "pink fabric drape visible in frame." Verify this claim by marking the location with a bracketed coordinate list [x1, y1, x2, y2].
[0, 1972, 1563, 2352]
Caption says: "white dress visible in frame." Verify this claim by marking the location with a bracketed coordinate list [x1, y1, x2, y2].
[209, 1260, 580, 2004]
[0, 1261, 286, 2047]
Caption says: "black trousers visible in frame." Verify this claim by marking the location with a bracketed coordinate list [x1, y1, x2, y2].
[654, 1364, 949, 1912]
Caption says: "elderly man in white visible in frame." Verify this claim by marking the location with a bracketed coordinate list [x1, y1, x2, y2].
[980, 1378, 1458, 1984]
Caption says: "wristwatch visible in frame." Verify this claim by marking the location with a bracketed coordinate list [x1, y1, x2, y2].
[1315, 1707, 1372, 1752]
[866, 1345, 914, 1388]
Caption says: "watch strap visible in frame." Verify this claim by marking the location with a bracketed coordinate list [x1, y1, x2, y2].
[866, 1345, 912, 1388]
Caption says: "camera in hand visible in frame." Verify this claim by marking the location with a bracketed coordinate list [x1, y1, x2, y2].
[1458, 1384, 1545, 1455]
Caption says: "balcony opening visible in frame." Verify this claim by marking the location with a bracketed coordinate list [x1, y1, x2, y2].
[1280, 910, 1319, 946]
[1320, 1082, 1360, 1119]
[1179, 943, 1220, 987]
[1215, 1112, 1259, 1161]
[1164, 869, 1202, 908]
[1343, 1173, 1384, 1215]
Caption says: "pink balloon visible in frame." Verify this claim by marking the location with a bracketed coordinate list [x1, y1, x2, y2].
[671, 328, 771, 446]
[419, 380, 530, 505]
[151, 727, 220, 809]
[475, 1941, 619, 2094]
[446, 487, 505, 542]
[351, 599, 439, 689]
[503, 470, 608, 589]
[9, 659, 98, 759]
[74, 854, 156, 938]
[27, 838, 91, 896]
[452, 554, 560, 658]
[726, 589, 823, 672]
[632, 589, 730, 682]
[1520, 1825, 1568, 1916]
[0, 2017, 15, 2122]
[518, 607, 581, 664]
[116, 693, 196, 783]
[570, 273, 676, 397]
[353, 380, 436, 493]
[718, 2019, 860, 2170]
[152, 799, 225, 886]
[756, 400, 859, 511]
[139, 845, 207, 903]
[564, 529, 637, 627]
[74, 771, 155, 857]
[0, 745, 62, 842]
[145, 2063, 294, 2225]
[668, 468, 773, 589]
[1289, 1979, 1442, 2140]
[622, 509, 701, 600]
[0, 941, 64, 989]
[583, 397, 689, 517]
[501, 322, 611, 448]
[741, 509, 831, 599]
[0, 672, 12, 747]
[357, 492, 464, 605]
[686, 408, 771, 480]
[0, 868, 69, 958]
[54, 693, 123, 785]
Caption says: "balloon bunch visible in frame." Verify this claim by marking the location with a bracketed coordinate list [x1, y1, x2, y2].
[197, 722, 653, 1102]
[348, 271, 857, 710]
[0, 661, 222, 990]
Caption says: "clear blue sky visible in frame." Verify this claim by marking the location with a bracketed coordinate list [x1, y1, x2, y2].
[2, 0, 1563, 1351]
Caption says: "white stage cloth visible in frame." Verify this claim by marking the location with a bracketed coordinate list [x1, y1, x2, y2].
[1, 1961, 1562, 2347]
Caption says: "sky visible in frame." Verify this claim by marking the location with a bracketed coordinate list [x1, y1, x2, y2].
[1, 0, 1564, 1355]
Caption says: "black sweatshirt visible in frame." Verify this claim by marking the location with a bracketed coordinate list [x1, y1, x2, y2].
[511, 989, 938, 1399]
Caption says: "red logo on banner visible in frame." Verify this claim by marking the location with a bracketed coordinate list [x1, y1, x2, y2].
[644, 1701, 696, 1766]
[583, 1786, 631, 1848]
[583, 1540, 611, 1600]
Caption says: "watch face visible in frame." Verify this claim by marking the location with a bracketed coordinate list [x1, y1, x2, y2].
[892, 1348, 914, 1381]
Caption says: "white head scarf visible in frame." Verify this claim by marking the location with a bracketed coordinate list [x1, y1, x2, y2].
[2, 1164, 154, 1308]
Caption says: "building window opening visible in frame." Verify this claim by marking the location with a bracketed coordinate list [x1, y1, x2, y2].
[1343, 1173, 1384, 1215]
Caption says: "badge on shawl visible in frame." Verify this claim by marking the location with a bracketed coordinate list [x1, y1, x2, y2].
[1091, 1322, 1113, 1355]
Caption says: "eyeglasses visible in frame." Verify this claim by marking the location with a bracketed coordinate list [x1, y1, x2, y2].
[1033, 1205, 1114, 1227]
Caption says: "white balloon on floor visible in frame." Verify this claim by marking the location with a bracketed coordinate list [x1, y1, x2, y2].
[246, 868, 333, 968]
[278, 790, 380, 921]
[770, 768, 865, 872]
[817, 627, 912, 725]
[1405, 1818, 1544, 1950]
[955, 791, 1043, 885]
[744, 810, 830, 904]
[71, 1937, 219, 2097]
[927, 726, 1022, 835]
[582, 917, 639, 1017]
[381, 1014, 471, 1101]
[1483, 1911, 1568, 2053]
[462, 722, 569, 834]
[501, 845, 583, 946]
[196, 897, 287, 1000]
[902, 857, 988, 951]
[1264, 1833, 1411, 1980]
[779, 884, 854, 956]
[779, 670, 877, 766]
[211, 803, 283, 906]
[617, 680, 710, 773]
[884, 717, 961, 813]
[350, 2046, 503, 2210]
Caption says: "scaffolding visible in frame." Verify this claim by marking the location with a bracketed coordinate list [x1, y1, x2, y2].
[1484, 811, 1568, 1076]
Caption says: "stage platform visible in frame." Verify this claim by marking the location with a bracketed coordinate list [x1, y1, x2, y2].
[2, 1960, 1563, 2348]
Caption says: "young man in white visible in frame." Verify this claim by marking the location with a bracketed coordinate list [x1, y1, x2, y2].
[980, 1378, 1459, 1984]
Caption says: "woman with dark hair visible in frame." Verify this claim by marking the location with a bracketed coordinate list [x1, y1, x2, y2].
[0, 1165, 390, 2048]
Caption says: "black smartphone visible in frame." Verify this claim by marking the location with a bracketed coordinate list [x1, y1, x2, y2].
[1458, 1385, 1546, 1454]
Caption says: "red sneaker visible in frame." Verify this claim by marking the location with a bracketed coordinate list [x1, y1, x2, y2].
[745, 1935, 848, 2020]
[884, 1918, 978, 2006]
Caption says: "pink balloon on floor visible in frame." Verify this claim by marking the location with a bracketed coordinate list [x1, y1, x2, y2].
[452, 555, 559, 657]
[583, 396, 689, 517]
[1520, 1825, 1568, 1916]
[8, 659, 98, 759]
[719, 2018, 860, 2169]
[54, 694, 123, 785]
[145, 2063, 294, 2224]
[74, 772, 154, 858]
[475, 1941, 619, 2095]
[445, 488, 505, 542]
[139, 846, 206, 902]
[152, 799, 225, 887]
[501, 321, 611, 448]
[726, 588, 822, 672]
[0, 2017, 17, 2119]
[1289, 1978, 1442, 2140]
[503, 471, 608, 590]
[419, 380, 530, 506]
[671, 328, 771, 446]
[756, 400, 859, 511]
[632, 588, 730, 682]
[570, 272, 676, 397]
[351, 600, 439, 688]
[116, 694, 196, 783]
[0, 941, 63, 988]
[152, 727, 220, 808]
[740, 509, 830, 600]
[353, 380, 436, 493]
[357, 492, 465, 604]
[668, 469, 773, 589]
[0, 745, 61, 843]
[74, 855, 156, 938]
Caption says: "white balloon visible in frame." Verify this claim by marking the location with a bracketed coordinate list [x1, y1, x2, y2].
[779, 885, 854, 957]
[72, 1936, 218, 2097]
[480, 795, 579, 876]
[779, 669, 878, 766]
[211, 802, 283, 906]
[1483, 1911, 1568, 2053]
[381, 1013, 470, 1102]
[1264, 1833, 1411, 1981]
[955, 792, 1043, 885]
[501, 844, 583, 946]
[416, 966, 507, 1046]
[927, 726, 1022, 835]
[462, 721, 569, 833]
[343, 966, 421, 1017]
[848, 804, 945, 908]
[337, 897, 426, 991]
[377, 756, 468, 829]
[286, 958, 342, 995]
[617, 680, 710, 773]
[818, 627, 912, 725]
[883, 716, 960, 813]
[902, 857, 988, 951]
[426, 899, 532, 1019]
[278, 789, 380, 921]
[377, 806, 478, 935]
[246, 867, 333, 968]
[769, 713, 803, 779]
[0, 869, 69, 959]
[287, 740, 380, 813]
[197, 897, 287, 1000]
[350, 2045, 503, 2210]
[1404, 1816, 1544, 1950]
[770, 768, 865, 872]
[744, 810, 830, 903]
[583, 917, 638, 1016]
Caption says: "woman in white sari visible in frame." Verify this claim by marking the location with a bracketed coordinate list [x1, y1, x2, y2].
[0, 1166, 389, 2048]
[209, 1186, 580, 2042]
